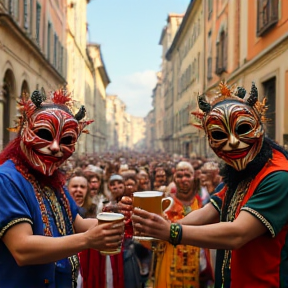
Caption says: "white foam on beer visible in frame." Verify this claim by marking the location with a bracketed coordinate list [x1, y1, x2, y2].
[133, 191, 163, 197]
[97, 212, 124, 221]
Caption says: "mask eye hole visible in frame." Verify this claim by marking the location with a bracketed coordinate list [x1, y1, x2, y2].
[35, 129, 53, 141]
[211, 131, 227, 140]
[60, 136, 73, 145]
[236, 124, 251, 135]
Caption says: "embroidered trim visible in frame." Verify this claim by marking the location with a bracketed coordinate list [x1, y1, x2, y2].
[68, 254, 80, 288]
[210, 198, 221, 213]
[0, 218, 33, 238]
[241, 207, 275, 237]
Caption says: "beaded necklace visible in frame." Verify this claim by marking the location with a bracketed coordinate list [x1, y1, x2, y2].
[11, 156, 74, 237]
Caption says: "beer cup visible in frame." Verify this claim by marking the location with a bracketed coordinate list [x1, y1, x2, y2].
[132, 191, 173, 240]
[96, 212, 124, 255]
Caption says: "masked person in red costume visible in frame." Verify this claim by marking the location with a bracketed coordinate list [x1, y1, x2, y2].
[0, 89, 124, 288]
[132, 82, 288, 288]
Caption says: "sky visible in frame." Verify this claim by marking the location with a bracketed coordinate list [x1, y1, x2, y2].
[87, 0, 190, 118]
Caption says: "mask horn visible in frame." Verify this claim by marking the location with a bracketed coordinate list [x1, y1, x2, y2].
[246, 82, 258, 106]
[31, 90, 46, 108]
[74, 105, 86, 121]
[198, 94, 211, 113]
[235, 86, 246, 99]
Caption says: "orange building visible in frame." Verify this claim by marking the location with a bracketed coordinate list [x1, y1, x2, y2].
[204, 0, 288, 146]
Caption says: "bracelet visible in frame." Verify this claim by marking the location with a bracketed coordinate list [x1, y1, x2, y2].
[169, 223, 182, 246]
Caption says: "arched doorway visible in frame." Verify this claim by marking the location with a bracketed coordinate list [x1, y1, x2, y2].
[21, 80, 30, 96]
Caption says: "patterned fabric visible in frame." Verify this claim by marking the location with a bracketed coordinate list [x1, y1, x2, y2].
[0, 160, 78, 288]
[153, 195, 212, 288]
[211, 149, 288, 288]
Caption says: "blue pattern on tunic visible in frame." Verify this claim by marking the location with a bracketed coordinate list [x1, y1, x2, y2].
[0, 160, 78, 288]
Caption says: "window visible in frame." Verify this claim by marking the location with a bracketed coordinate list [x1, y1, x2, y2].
[216, 30, 227, 75]
[8, 0, 13, 15]
[263, 77, 276, 140]
[207, 57, 212, 80]
[30, 0, 33, 34]
[36, 3, 41, 44]
[208, 0, 213, 20]
[47, 22, 51, 61]
[257, 0, 278, 36]
[24, 0, 28, 29]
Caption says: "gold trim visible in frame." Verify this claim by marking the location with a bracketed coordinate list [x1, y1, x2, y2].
[210, 198, 221, 213]
[241, 207, 275, 237]
[0, 218, 33, 238]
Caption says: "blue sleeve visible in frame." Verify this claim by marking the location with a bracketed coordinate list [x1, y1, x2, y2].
[63, 187, 79, 222]
[0, 174, 33, 238]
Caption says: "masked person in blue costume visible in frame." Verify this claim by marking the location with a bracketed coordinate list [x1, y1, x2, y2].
[0, 89, 124, 288]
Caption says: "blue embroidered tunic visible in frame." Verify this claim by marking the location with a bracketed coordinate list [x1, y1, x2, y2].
[0, 160, 79, 288]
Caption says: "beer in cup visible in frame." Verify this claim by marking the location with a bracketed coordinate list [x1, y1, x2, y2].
[132, 191, 173, 240]
[96, 212, 124, 255]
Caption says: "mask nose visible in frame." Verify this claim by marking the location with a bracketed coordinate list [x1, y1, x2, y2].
[49, 140, 60, 154]
[228, 134, 240, 149]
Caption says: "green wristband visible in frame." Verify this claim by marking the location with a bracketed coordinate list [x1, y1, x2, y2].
[169, 223, 182, 246]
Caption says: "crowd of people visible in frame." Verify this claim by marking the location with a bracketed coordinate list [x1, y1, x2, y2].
[1, 81, 288, 288]
[63, 150, 222, 288]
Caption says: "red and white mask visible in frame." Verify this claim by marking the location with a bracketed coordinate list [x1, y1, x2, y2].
[20, 107, 80, 176]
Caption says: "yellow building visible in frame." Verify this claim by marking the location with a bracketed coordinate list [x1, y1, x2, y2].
[158, 13, 184, 153]
[66, 0, 110, 155]
[0, 0, 67, 150]
[165, 0, 204, 157]
[153, 72, 165, 151]
[106, 94, 145, 150]
[129, 115, 146, 150]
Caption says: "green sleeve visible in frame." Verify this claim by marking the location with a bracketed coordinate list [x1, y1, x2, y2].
[241, 171, 288, 237]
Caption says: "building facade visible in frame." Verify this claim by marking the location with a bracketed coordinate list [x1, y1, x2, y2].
[0, 0, 67, 151]
[166, 0, 205, 157]
[159, 13, 184, 154]
[66, 0, 110, 155]
[107, 94, 146, 151]
[146, 0, 288, 156]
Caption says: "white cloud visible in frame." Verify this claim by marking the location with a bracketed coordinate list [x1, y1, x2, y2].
[106, 70, 157, 118]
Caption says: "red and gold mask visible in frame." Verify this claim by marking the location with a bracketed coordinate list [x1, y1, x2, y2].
[192, 82, 267, 171]
[13, 89, 93, 176]
[204, 100, 264, 171]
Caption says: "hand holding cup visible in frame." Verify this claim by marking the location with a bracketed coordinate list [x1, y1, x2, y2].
[131, 191, 173, 241]
[86, 212, 124, 255]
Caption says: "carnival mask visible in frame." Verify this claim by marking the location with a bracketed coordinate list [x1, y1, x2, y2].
[15, 90, 93, 176]
[192, 82, 267, 171]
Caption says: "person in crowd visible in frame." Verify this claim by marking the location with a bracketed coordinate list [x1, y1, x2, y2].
[139, 161, 213, 288]
[103, 174, 126, 212]
[0, 89, 124, 288]
[122, 172, 138, 197]
[86, 172, 107, 216]
[152, 163, 168, 190]
[137, 168, 151, 191]
[67, 171, 96, 219]
[200, 161, 222, 199]
[132, 82, 288, 288]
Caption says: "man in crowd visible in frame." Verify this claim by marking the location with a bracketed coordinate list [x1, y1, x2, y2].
[151, 161, 213, 288]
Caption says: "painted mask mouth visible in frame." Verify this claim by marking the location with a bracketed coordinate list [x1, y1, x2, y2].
[221, 146, 251, 160]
